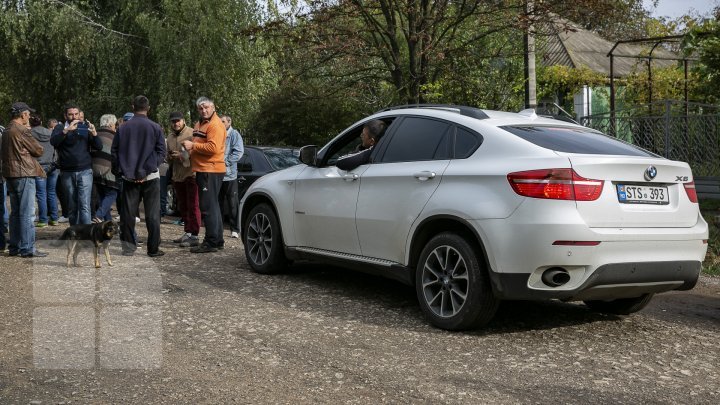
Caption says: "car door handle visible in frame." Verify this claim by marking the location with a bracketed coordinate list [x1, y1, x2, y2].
[342, 173, 359, 181]
[413, 171, 436, 181]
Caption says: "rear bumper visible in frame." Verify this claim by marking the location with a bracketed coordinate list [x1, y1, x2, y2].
[491, 260, 701, 301]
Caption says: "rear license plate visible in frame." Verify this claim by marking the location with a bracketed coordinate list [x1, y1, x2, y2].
[616, 184, 669, 205]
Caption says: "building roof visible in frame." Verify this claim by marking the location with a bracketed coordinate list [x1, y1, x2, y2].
[538, 19, 680, 77]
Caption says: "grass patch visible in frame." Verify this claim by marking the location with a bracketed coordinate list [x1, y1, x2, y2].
[700, 199, 720, 276]
[699, 198, 720, 212]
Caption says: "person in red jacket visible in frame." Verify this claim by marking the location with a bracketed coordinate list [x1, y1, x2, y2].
[181, 96, 226, 253]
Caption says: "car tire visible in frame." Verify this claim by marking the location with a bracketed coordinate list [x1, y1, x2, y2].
[415, 232, 499, 331]
[244, 203, 287, 274]
[583, 293, 654, 315]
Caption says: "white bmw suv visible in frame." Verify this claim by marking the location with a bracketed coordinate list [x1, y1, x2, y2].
[239, 105, 708, 330]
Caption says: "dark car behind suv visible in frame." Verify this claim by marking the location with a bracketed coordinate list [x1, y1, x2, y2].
[237, 146, 300, 198]
[165, 146, 299, 215]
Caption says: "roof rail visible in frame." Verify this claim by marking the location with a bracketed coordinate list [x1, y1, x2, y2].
[379, 104, 490, 120]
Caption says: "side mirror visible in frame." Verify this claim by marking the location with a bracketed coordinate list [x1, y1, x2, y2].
[299, 145, 318, 167]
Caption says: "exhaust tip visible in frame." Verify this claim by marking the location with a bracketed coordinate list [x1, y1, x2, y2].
[541, 267, 571, 287]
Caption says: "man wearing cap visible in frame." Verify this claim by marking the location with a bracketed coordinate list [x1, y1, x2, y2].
[181, 96, 226, 253]
[50, 102, 102, 225]
[1, 102, 48, 257]
[111, 95, 166, 257]
[166, 111, 201, 247]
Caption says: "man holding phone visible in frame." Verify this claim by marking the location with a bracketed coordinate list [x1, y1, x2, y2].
[50, 102, 102, 225]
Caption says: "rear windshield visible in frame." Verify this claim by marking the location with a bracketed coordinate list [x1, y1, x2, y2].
[501, 126, 657, 157]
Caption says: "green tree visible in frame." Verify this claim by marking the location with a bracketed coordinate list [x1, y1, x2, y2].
[264, 0, 525, 105]
[139, 0, 274, 126]
[683, 10, 720, 104]
[0, 0, 271, 128]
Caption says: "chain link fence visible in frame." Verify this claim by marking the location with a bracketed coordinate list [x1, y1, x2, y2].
[580, 101, 720, 177]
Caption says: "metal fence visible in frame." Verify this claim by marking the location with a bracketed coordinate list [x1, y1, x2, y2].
[580, 101, 720, 177]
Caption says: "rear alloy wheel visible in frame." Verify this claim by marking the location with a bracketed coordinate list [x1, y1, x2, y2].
[244, 203, 287, 274]
[416, 232, 499, 331]
[584, 294, 654, 315]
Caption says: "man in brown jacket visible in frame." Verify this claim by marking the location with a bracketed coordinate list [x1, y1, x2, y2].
[167, 111, 201, 247]
[0, 102, 48, 257]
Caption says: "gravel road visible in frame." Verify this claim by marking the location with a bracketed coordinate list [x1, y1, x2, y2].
[1, 222, 718, 404]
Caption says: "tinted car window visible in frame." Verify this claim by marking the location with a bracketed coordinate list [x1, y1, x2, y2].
[238, 153, 253, 172]
[454, 127, 481, 158]
[501, 126, 656, 157]
[264, 149, 301, 170]
[380, 117, 451, 163]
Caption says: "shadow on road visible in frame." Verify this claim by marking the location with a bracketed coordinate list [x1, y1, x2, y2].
[177, 258, 626, 334]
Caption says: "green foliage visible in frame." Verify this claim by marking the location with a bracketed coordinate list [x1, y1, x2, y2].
[537, 65, 607, 113]
[0, 0, 269, 129]
[622, 66, 698, 108]
[548, 0, 654, 41]
[683, 16, 720, 104]
[247, 82, 366, 146]
[0, 0, 707, 147]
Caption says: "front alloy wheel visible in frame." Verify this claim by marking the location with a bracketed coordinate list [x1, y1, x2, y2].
[244, 203, 287, 274]
[416, 232, 499, 330]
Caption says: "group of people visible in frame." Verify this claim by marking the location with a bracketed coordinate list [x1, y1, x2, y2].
[0, 95, 244, 258]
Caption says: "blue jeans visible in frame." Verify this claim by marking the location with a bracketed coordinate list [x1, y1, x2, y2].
[7, 177, 37, 255]
[0, 181, 6, 250]
[160, 174, 169, 217]
[95, 184, 118, 221]
[2, 182, 8, 224]
[35, 166, 59, 224]
[60, 169, 93, 225]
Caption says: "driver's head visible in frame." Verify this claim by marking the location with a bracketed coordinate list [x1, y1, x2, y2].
[361, 120, 387, 148]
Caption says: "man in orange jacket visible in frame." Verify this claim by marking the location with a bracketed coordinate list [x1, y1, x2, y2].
[181, 96, 226, 253]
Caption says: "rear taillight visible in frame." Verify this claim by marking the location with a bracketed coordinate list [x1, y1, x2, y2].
[684, 181, 698, 203]
[507, 169, 604, 201]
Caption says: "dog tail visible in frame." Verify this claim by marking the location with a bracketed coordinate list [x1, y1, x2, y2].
[49, 228, 74, 246]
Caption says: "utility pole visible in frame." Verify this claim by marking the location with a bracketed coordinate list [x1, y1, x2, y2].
[524, 0, 537, 109]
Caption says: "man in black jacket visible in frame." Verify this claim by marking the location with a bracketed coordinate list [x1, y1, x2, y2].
[50, 102, 102, 225]
[111, 95, 166, 257]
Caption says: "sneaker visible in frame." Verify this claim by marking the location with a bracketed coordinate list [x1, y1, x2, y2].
[147, 250, 165, 258]
[190, 243, 217, 253]
[179, 236, 199, 247]
[172, 219, 184, 226]
[230, 231, 239, 238]
[58, 216, 69, 223]
[49, 220, 59, 226]
[173, 232, 191, 243]
[36, 222, 48, 228]
[21, 250, 49, 258]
